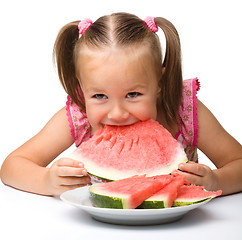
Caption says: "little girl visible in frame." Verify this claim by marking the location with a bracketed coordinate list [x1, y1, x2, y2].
[1, 13, 241, 197]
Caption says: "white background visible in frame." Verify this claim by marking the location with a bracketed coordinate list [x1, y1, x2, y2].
[0, 0, 241, 201]
[0, 1, 242, 239]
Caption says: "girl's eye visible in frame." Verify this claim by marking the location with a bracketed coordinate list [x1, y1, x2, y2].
[93, 94, 107, 100]
[126, 92, 141, 98]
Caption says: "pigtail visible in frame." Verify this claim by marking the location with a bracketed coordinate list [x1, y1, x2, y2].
[53, 21, 84, 108]
[155, 17, 183, 125]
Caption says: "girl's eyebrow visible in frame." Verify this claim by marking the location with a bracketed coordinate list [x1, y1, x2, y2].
[84, 83, 148, 94]
[126, 84, 147, 91]
[84, 87, 105, 93]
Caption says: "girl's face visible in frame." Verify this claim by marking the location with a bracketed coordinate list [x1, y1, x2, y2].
[77, 47, 161, 133]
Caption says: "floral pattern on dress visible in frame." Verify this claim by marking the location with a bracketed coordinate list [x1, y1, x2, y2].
[66, 96, 91, 147]
[175, 78, 200, 162]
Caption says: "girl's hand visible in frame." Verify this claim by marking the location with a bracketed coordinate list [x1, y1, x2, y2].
[46, 158, 91, 196]
[176, 161, 219, 191]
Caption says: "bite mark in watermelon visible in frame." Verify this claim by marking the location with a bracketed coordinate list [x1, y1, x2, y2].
[69, 119, 188, 181]
[89, 175, 174, 209]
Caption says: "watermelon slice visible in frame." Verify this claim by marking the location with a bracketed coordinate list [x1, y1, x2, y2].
[89, 175, 222, 209]
[173, 185, 222, 206]
[69, 119, 188, 181]
[138, 175, 188, 208]
[89, 175, 174, 209]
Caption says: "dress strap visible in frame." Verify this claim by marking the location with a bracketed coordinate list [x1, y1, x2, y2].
[66, 96, 91, 147]
[176, 78, 200, 162]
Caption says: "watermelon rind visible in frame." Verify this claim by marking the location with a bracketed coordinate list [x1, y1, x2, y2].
[137, 192, 171, 209]
[89, 173, 111, 183]
[89, 185, 130, 209]
[138, 197, 211, 209]
[172, 197, 211, 207]
[137, 200, 166, 209]
[89, 192, 125, 209]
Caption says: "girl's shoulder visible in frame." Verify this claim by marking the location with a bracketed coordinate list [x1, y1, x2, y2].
[66, 95, 91, 147]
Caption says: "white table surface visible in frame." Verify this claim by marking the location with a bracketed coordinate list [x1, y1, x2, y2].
[0, 182, 241, 240]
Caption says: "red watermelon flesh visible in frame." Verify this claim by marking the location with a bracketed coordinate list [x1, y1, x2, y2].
[173, 185, 222, 206]
[70, 119, 188, 181]
[89, 175, 174, 209]
[138, 175, 189, 208]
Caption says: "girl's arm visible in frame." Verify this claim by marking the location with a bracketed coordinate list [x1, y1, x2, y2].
[178, 100, 242, 195]
[0, 107, 90, 196]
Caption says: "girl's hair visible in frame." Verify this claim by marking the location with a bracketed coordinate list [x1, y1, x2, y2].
[53, 12, 182, 125]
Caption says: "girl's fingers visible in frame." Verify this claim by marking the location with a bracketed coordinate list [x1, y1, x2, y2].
[178, 162, 209, 177]
[56, 158, 84, 168]
[59, 175, 91, 186]
[57, 166, 87, 177]
[48, 158, 90, 196]
[63, 184, 89, 190]
[176, 170, 202, 186]
[54, 158, 87, 176]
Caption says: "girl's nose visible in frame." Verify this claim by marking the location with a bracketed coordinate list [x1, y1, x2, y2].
[107, 103, 129, 121]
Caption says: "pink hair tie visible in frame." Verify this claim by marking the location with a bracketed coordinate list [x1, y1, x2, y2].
[78, 18, 93, 35]
[144, 16, 158, 32]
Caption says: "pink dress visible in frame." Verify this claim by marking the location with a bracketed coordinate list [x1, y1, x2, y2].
[66, 78, 200, 163]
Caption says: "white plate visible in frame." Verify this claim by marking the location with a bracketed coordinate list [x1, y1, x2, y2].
[60, 186, 211, 225]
